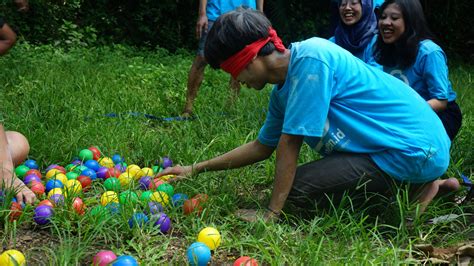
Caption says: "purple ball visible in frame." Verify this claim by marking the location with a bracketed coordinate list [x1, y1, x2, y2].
[49, 194, 65, 206]
[96, 167, 109, 179]
[162, 157, 173, 169]
[46, 164, 60, 172]
[23, 174, 41, 185]
[114, 163, 126, 173]
[152, 212, 171, 233]
[139, 176, 152, 190]
[71, 159, 82, 165]
[34, 205, 54, 225]
[147, 201, 163, 214]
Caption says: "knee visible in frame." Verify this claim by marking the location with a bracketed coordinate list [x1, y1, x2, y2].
[6, 131, 30, 165]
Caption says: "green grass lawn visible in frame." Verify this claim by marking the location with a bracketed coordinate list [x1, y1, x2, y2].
[0, 43, 472, 265]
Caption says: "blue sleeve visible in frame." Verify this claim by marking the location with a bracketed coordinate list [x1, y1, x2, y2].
[282, 58, 335, 137]
[422, 50, 450, 100]
[258, 89, 284, 147]
[362, 35, 382, 69]
[328, 36, 335, 43]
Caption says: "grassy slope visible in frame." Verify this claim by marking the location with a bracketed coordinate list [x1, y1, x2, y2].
[0, 44, 472, 264]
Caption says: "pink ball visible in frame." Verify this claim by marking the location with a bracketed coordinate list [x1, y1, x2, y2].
[93, 250, 117, 266]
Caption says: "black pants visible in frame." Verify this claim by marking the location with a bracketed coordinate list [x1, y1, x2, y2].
[287, 153, 394, 210]
[437, 101, 462, 141]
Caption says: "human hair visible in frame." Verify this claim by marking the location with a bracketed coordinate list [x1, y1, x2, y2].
[204, 7, 276, 69]
[374, 0, 437, 69]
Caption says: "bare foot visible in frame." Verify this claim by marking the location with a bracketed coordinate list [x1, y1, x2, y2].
[181, 110, 193, 118]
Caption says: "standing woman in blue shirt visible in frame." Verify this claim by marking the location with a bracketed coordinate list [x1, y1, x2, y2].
[373, 0, 462, 141]
[329, 0, 378, 62]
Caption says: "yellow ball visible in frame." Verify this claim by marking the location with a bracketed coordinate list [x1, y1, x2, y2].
[197, 227, 221, 250]
[160, 174, 175, 181]
[46, 169, 62, 179]
[65, 179, 82, 195]
[100, 191, 119, 206]
[126, 164, 142, 178]
[47, 188, 63, 198]
[150, 191, 169, 206]
[99, 157, 114, 167]
[0, 249, 26, 266]
[54, 173, 68, 185]
[141, 167, 154, 177]
[118, 172, 134, 188]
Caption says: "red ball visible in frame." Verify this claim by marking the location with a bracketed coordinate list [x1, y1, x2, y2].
[72, 197, 85, 215]
[183, 198, 203, 215]
[77, 175, 92, 191]
[192, 193, 209, 203]
[30, 181, 45, 196]
[9, 202, 23, 222]
[148, 178, 165, 190]
[234, 256, 259, 266]
[106, 167, 121, 179]
[38, 199, 54, 208]
[88, 146, 101, 160]
[52, 165, 66, 174]
[26, 169, 42, 179]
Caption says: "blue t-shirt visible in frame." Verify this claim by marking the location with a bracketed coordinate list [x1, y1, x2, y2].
[329, 35, 379, 65]
[258, 37, 450, 183]
[207, 0, 257, 21]
[383, 40, 457, 102]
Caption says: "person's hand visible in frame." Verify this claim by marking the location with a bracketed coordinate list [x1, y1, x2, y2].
[195, 15, 208, 40]
[14, 0, 29, 12]
[155, 164, 195, 183]
[235, 208, 280, 223]
[13, 180, 36, 205]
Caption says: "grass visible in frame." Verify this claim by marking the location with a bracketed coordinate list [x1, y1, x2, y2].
[0, 42, 472, 265]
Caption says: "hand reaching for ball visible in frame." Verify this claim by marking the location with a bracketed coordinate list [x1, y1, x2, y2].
[155, 164, 195, 182]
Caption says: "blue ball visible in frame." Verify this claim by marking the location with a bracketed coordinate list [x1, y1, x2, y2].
[112, 154, 124, 164]
[111, 255, 139, 266]
[84, 160, 100, 171]
[105, 202, 121, 215]
[172, 193, 189, 207]
[45, 179, 64, 193]
[80, 168, 97, 180]
[187, 242, 211, 266]
[24, 159, 39, 169]
[128, 212, 149, 228]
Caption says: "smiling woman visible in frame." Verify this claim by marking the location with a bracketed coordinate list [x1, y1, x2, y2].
[329, 0, 378, 62]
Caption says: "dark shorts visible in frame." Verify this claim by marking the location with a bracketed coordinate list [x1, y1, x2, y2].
[437, 100, 462, 141]
[196, 21, 214, 56]
[287, 152, 402, 210]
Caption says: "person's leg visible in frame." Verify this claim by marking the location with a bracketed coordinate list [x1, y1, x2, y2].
[6, 131, 29, 166]
[437, 101, 462, 141]
[182, 55, 207, 116]
[287, 153, 393, 210]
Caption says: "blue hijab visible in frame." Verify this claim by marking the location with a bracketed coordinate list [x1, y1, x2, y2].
[335, 0, 378, 54]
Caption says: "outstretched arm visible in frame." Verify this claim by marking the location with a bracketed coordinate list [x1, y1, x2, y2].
[156, 139, 275, 179]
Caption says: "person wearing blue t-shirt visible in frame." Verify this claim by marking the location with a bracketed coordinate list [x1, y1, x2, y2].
[182, 0, 264, 116]
[329, 0, 378, 63]
[373, 0, 462, 142]
[158, 8, 454, 221]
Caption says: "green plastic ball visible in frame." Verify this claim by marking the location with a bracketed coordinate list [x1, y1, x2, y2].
[157, 183, 174, 198]
[140, 191, 153, 202]
[104, 177, 121, 192]
[15, 165, 30, 178]
[66, 172, 79, 180]
[79, 149, 93, 161]
[119, 190, 139, 205]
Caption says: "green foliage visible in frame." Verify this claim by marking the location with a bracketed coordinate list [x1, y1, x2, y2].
[0, 45, 472, 264]
[1, 0, 473, 58]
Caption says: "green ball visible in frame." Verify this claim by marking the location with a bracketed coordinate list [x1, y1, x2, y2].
[157, 183, 174, 198]
[140, 190, 153, 202]
[119, 190, 139, 205]
[66, 172, 79, 180]
[65, 163, 76, 171]
[152, 165, 163, 174]
[15, 165, 30, 178]
[88, 205, 110, 222]
[72, 165, 88, 174]
[79, 149, 93, 161]
[104, 177, 121, 192]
